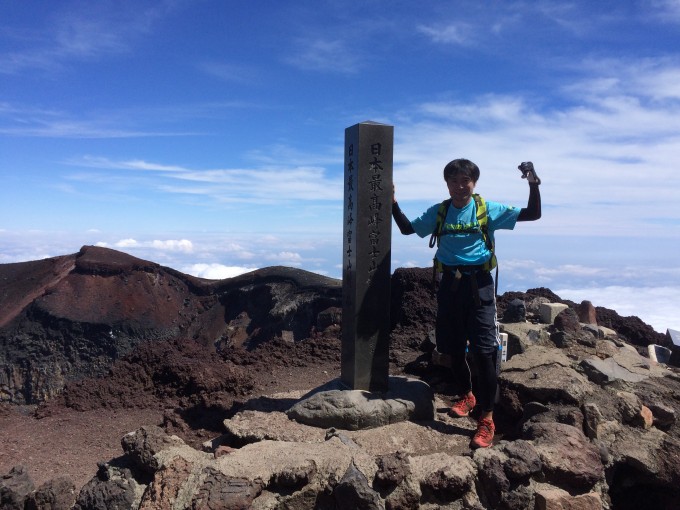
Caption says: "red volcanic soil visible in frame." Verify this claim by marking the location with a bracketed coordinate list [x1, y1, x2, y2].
[0, 331, 343, 489]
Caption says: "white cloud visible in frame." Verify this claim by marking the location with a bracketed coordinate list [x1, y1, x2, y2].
[284, 38, 361, 73]
[554, 285, 680, 333]
[73, 156, 188, 172]
[150, 240, 193, 252]
[392, 59, 680, 240]
[182, 263, 253, 280]
[67, 154, 343, 204]
[265, 251, 303, 266]
[0, 2, 172, 75]
[417, 23, 474, 45]
[649, 0, 680, 23]
[534, 264, 606, 279]
[108, 238, 193, 252]
[114, 238, 139, 248]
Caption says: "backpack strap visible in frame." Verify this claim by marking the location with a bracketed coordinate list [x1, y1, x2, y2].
[429, 199, 451, 291]
[429, 198, 452, 248]
[473, 194, 497, 272]
[473, 194, 499, 296]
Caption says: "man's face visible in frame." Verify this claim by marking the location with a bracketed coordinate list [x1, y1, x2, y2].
[446, 173, 476, 208]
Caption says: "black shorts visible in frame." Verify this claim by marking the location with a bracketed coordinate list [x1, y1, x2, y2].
[435, 269, 499, 356]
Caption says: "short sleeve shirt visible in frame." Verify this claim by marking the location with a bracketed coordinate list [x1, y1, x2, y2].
[410, 197, 520, 266]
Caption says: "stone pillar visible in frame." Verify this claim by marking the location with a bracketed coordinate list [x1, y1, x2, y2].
[341, 121, 393, 392]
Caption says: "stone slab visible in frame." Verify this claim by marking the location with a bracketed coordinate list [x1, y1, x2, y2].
[539, 303, 569, 325]
[580, 357, 648, 385]
[501, 346, 572, 372]
[287, 376, 434, 430]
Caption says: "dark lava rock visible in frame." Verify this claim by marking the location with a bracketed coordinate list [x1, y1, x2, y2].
[0, 465, 35, 510]
[334, 461, 383, 510]
[503, 298, 527, 323]
[554, 308, 581, 334]
[374, 451, 411, 490]
[596, 306, 667, 347]
[25, 477, 77, 510]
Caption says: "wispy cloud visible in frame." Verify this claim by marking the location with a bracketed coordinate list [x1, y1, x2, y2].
[0, 100, 261, 139]
[416, 23, 475, 46]
[0, 107, 193, 138]
[284, 38, 362, 73]
[531, 2, 590, 35]
[649, 0, 680, 23]
[0, 1, 173, 75]
[66, 155, 343, 204]
[72, 156, 188, 172]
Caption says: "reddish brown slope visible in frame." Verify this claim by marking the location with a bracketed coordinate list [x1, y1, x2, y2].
[0, 254, 76, 328]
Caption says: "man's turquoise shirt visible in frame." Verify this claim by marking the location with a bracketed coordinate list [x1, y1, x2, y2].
[410, 198, 520, 266]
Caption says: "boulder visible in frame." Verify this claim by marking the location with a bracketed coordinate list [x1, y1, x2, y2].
[577, 300, 598, 325]
[0, 466, 35, 510]
[523, 422, 605, 490]
[413, 454, 477, 504]
[190, 469, 263, 510]
[121, 426, 187, 475]
[554, 308, 581, 334]
[503, 299, 526, 323]
[646, 401, 676, 429]
[539, 303, 569, 325]
[580, 347, 668, 386]
[287, 376, 434, 430]
[333, 461, 383, 510]
[500, 347, 592, 405]
[374, 451, 410, 489]
[74, 461, 144, 510]
[502, 440, 542, 482]
[534, 487, 602, 510]
[138, 456, 198, 510]
[25, 477, 77, 510]
[471, 444, 542, 510]
[500, 322, 552, 356]
[608, 425, 680, 507]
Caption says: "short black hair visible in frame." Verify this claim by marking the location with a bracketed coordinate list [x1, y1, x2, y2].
[443, 159, 480, 183]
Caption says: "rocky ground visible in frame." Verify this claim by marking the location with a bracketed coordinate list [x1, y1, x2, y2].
[0, 341, 341, 490]
[1, 248, 678, 509]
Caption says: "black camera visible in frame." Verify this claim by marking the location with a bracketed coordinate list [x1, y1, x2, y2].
[518, 161, 534, 174]
[518, 161, 540, 184]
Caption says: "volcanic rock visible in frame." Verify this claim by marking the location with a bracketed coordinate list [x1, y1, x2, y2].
[0, 246, 341, 404]
[3, 251, 680, 509]
[25, 476, 77, 510]
[578, 300, 598, 325]
[0, 465, 35, 509]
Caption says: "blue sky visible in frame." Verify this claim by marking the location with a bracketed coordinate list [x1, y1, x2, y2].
[1, 1, 679, 333]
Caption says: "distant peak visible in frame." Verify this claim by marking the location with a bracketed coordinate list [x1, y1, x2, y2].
[76, 245, 158, 275]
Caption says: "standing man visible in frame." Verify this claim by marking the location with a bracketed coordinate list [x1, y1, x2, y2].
[392, 159, 541, 448]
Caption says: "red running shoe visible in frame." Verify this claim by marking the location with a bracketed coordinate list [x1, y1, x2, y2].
[471, 417, 495, 448]
[449, 393, 476, 417]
